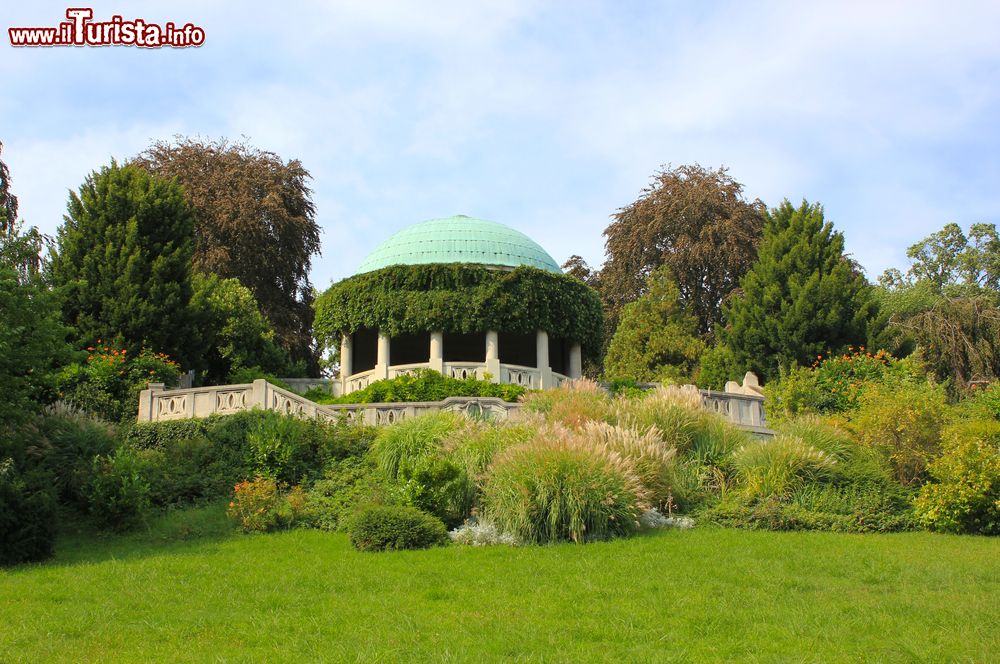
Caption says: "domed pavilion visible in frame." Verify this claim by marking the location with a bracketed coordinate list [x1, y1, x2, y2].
[314, 215, 603, 396]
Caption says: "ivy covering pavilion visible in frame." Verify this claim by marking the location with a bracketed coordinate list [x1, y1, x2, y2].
[314, 215, 603, 396]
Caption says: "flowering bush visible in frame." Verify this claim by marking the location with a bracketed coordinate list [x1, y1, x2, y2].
[226, 476, 305, 533]
[57, 343, 181, 422]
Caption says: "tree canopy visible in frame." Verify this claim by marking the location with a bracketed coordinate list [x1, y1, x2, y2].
[601, 164, 765, 337]
[724, 200, 875, 380]
[50, 161, 202, 367]
[135, 137, 321, 372]
[603, 266, 703, 382]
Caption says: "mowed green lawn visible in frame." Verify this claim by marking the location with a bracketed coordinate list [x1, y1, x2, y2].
[2, 505, 998, 663]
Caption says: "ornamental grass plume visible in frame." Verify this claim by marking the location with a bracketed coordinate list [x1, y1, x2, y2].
[575, 420, 679, 511]
[520, 378, 611, 429]
[732, 435, 837, 501]
[480, 425, 648, 544]
[613, 384, 709, 451]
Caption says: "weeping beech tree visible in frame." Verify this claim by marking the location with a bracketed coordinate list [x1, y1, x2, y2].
[898, 296, 1000, 386]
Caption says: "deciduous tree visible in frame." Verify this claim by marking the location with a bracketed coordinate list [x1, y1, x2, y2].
[135, 137, 321, 372]
[601, 164, 765, 337]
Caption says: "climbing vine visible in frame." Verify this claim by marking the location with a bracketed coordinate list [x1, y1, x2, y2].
[314, 264, 604, 359]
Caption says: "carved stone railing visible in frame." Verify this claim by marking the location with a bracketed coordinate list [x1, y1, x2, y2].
[139, 378, 769, 434]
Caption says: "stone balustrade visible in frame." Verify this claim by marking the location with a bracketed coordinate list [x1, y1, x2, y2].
[138, 376, 770, 435]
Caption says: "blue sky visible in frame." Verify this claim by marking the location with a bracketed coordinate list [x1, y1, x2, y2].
[3, 1, 999, 289]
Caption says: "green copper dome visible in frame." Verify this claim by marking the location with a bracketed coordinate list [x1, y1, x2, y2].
[356, 215, 562, 274]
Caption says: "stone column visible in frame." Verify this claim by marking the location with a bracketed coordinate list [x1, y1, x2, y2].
[429, 331, 444, 374]
[340, 334, 353, 378]
[137, 382, 165, 422]
[340, 334, 353, 395]
[568, 342, 583, 379]
[537, 329, 554, 389]
[375, 330, 390, 380]
[485, 330, 501, 383]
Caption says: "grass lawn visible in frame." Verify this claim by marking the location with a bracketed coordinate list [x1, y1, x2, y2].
[1, 504, 998, 663]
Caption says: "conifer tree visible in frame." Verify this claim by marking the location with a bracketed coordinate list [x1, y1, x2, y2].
[50, 161, 202, 367]
[724, 200, 875, 380]
[604, 266, 704, 382]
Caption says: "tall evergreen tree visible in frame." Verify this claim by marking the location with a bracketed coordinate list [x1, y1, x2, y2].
[50, 161, 202, 368]
[723, 200, 875, 380]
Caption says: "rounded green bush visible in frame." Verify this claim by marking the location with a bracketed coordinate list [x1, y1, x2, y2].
[346, 505, 449, 552]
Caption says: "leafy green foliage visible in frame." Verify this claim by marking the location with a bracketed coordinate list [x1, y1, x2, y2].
[0, 460, 57, 566]
[190, 272, 301, 384]
[121, 411, 376, 507]
[915, 420, 1000, 534]
[319, 369, 524, 404]
[732, 436, 837, 500]
[346, 504, 449, 552]
[367, 412, 471, 526]
[227, 477, 306, 533]
[603, 267, 704, 382]
[302, 457, 392, 532]
[847, 381, 950, 485]
[696, 344, 745, 391]
[724, 199, 876, 381]
[136, 137, 322, 372]
[313, 263, 604, 360]
[51, 161, 202, 368]
[0, 223, 72, 423]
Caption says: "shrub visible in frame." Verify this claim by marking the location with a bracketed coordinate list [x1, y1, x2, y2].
[33, 413, 117, 509]
[0, 459, 57, 566]
[346, 505, 449, 552]
[848, 380, 950, 485]
[121, 412, 376, 508]
[696, 344, 744, 391]
[227, 476, 306, 533]
[957, 382, 1000, 421]
[731, 435, 837, 501]
[245, 412, 326, 484]
[303, 457, 392, 532]
[444, 421, 538, 507]
[614, 384, 722, 454]
[319, 369, 525, 404]
[86, 447, 151, 532]
[480, 434, 647, 544]
[915, 420, 1000, 534]
[368, 411, 466, 480]
[521, 378, 611, 428]
[368, 412, 472, 526]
